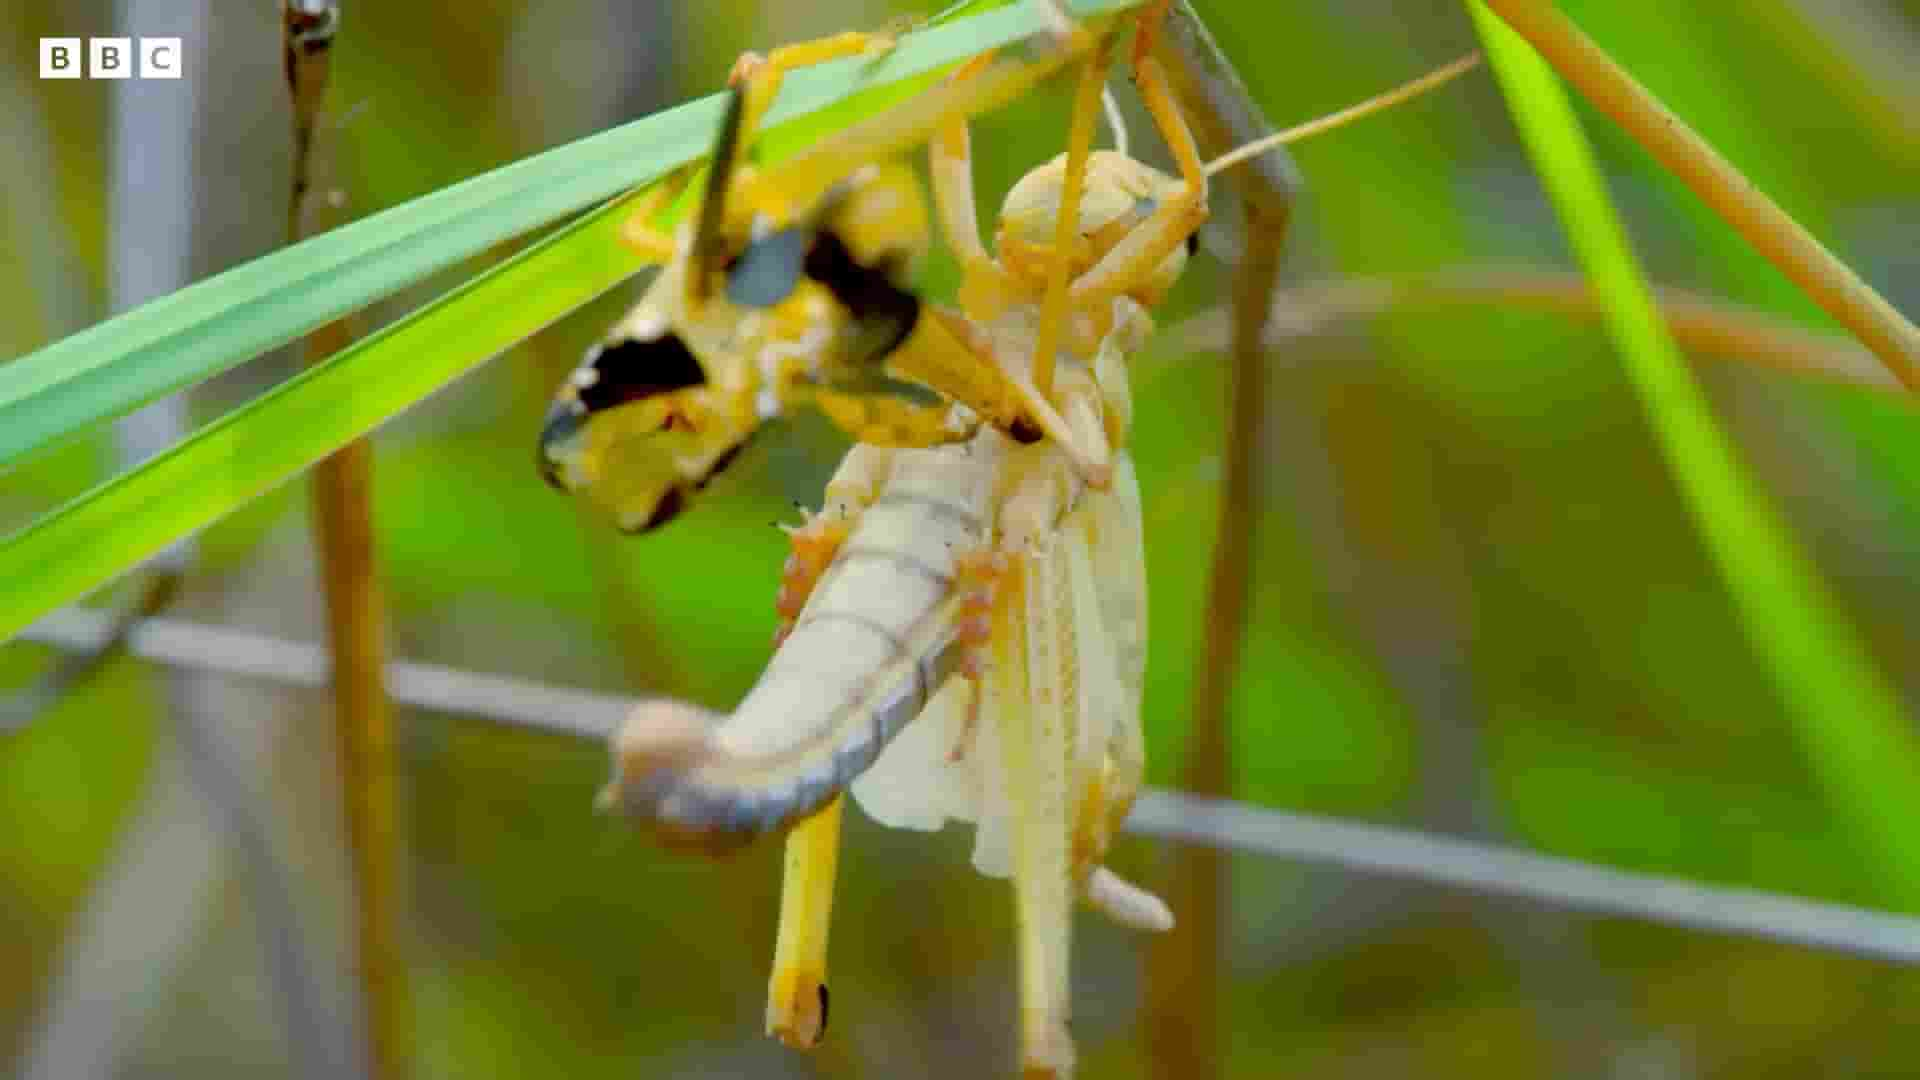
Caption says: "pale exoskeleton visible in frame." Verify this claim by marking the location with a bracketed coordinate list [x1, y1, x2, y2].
[581, 2, 1482, 1075]
[586, 4, 1214, 1074]
[604, 296, 1160, 1076]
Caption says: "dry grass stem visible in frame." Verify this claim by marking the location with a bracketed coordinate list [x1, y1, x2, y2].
[1165, 269, 1908, 398]
[1478, 0, 1920, 389]
[283, 4, 412, 1077]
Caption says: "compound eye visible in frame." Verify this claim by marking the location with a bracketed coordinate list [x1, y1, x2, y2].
[725, 226, 810, 308]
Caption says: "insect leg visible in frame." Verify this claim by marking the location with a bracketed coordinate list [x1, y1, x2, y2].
[1067, 5, 1211, 310]
[617, 167, 697, 264]
[808, 378, 968, 449]
[931, 52, 1024, 320]
[763, 3, 1094, 221]
[766, 793, 843, 1049]
[924, 40, 1128, 487]
[762, 442, 900, 1049]
[1064, 456, 1171, 933]
[991, 542, 1076, 1078]
[775, 441, 898, 642]
[992, 451, 1093, 1077]
[1028, 33, 1114, 405]
[729, 31, 897, 151]
[689, 27, 887, 296]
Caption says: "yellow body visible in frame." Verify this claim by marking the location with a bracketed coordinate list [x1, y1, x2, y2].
[585, 2, 1220, 1076]
[567, 5, 1505, 1073]
[540, 22, 1102, 533]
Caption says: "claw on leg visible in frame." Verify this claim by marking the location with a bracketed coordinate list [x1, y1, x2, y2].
[767, 794, 844, 1049]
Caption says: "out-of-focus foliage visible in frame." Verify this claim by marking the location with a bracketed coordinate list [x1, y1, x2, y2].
[2, 1, 1916, 1076]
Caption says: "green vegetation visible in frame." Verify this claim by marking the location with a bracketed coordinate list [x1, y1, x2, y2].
[3, 0, 1915, 1074]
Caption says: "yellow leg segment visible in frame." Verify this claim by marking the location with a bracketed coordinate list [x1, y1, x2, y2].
[900, 307, 1115, 488]
[934, 51, 1025, 320]
[766, 794, 844, 1049]
[618, 169, 697, 263]
[731, 32, 894, 152]
[770, 17, 1096, 219]
[1068, 41, 1209, 307]
[994, 552, 1076, 1078]
[1031, 37, 1114, 404]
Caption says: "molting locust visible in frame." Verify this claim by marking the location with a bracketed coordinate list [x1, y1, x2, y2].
[538, 1, 1480, 1075]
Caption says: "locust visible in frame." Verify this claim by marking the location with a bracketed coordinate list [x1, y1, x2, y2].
[537, 4, 1094, 533]
[546, 1, 1481, 1075]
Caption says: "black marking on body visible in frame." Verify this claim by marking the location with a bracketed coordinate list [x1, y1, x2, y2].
[726, 226, 810, 308]
[621, 435, 752, 535]
[632, 488, 687, 533]
[577, 333, 708, 413]
[804, 230, 922, 362]
[704, 439, 748, 481]
[538, 333, 710, 491]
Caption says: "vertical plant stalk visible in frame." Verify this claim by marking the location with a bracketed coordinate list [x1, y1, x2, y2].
[1476, 0, 1920, 390]
[284, 4, 413, 1077]
[1144, 6, 1298, 1077]
[1465, 2, 1920, 911]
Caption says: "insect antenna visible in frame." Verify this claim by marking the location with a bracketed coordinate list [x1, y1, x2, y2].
[1204, 51, 1484, 177]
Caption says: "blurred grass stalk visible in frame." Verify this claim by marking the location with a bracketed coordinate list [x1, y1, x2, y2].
[1467, 1, 1920, 911]
[283, 3, 412, 1077]
[1476, 0, 1920, 388]
[1145, 6, 1300, 1076]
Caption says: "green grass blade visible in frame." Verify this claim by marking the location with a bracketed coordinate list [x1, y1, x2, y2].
[0, 193, 644, 645]
[0, 0, 1133, 469]
[1466, 1, 1920, 910]
[0, 0, 1143, 642]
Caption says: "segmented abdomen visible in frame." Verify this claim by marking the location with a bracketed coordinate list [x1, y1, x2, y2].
[603, 432, 1005, 850]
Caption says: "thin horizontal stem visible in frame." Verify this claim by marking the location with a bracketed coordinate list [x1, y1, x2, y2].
[1163, 269, 1909, 397]
[18, 606, 1920, 966]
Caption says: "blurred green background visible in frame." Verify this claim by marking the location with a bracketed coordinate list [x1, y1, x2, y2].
[4, 0, 1919, 1075]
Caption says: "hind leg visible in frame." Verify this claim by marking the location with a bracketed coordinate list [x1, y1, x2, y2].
[763, 444, 896, 1047]
[766, 794, 844, 1048]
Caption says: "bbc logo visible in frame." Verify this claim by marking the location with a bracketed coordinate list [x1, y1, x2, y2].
[39, 37, 182, 80]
